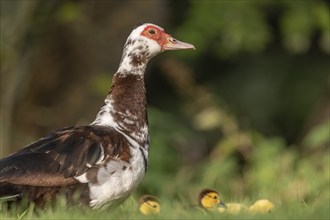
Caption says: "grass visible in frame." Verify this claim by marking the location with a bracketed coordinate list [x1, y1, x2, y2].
[1, 192, 329, 220]
[1, 120, 329, 219]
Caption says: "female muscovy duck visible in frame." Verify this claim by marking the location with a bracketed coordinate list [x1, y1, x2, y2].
[0, 23, 195, 209]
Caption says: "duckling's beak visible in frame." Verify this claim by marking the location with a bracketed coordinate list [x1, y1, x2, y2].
[218, 201, 227, 208]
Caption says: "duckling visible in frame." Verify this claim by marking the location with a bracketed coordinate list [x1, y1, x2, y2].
[139, 195, 161, 215]
[249, 199, 274, 214]
[198, 189, 226, 211]
[218, 203, 248, 214]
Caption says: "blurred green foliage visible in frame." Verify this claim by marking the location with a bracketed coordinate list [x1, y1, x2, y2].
[178, 1, 271, 57]
[178, 0, 329, 56]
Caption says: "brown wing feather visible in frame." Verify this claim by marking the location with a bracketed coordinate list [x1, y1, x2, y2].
[0, 125, 131, 187]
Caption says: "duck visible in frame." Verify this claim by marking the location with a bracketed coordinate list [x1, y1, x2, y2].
[139, 195, 160, 215]
[198, 189, 226, 211]
[249, 199, 274, 214]
[0, 23, 195, 209]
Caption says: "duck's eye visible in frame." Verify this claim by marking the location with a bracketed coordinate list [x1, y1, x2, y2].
[152, 205, 157, 208]
[214, 196, 218, 199]
[148, 29, 156, 35]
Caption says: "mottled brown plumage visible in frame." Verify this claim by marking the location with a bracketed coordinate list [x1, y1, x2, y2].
[1, 126, 131, 185]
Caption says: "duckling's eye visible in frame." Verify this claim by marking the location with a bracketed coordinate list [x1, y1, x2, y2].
[213, 196, 218, 199]
[148, 29, 156, 35]
[152, 205, 157, 208]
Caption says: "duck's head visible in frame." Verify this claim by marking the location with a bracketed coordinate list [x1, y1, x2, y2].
[117, 23, 195, 74]
[198, 189, 226, 210]
[139, 195, 161, 215]
[121, 23, 195, 65]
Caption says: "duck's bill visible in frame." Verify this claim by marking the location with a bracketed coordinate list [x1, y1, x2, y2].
[162, 35, 195, 51]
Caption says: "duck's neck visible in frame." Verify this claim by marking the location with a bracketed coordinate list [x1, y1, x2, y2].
[91, 42, 151, 149]
[116, 37, 155, 77]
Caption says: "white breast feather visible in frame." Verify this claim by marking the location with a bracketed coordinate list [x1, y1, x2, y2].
[88, 146, 146, 209]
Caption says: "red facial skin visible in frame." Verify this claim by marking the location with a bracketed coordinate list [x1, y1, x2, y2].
[140, 25, 171, 49]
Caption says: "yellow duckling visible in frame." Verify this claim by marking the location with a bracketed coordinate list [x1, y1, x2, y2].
[198, 189, 226, 211]
[249, 199, 274, 214]
[218, 203, 248, 214]
[198, 189, 251, 215]
[139, 195, 161, 215]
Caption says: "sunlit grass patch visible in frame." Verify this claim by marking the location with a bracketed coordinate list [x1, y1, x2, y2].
[1, 192, 329, 219]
